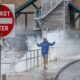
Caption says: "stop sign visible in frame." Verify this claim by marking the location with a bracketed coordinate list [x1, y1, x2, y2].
[0, 4, 14, 38]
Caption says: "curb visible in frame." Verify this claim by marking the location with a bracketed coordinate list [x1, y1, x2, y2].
[54, 59, 80, 80]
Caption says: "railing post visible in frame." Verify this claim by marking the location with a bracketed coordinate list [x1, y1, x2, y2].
[34, 50, 35, 68]
[30, 51, 32, 69]
[37, 50, 39, 67]
[25, 14, 27, 29]
[2, 74, 6, 80]
[26, 52, 27, 71]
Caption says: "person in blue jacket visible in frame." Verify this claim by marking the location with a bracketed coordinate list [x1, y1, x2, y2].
[37, 38, 55, 69]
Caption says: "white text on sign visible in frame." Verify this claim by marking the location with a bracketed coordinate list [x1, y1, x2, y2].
[0, 25, 8, 31]
[0, 11, 10, 16]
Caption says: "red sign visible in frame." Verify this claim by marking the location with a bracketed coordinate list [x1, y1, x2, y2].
[0, 4, 14, 38]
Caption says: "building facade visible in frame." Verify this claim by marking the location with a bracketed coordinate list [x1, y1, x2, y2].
[1, 0, 80, 32]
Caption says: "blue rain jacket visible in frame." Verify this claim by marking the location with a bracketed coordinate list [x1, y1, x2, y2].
[37, 41, 55, 55]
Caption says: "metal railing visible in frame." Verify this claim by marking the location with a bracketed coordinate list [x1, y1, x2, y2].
[1, 45, 80, 74]
[1, 49, 42, 73]
[1, 47, 56, 73]
[35, 0, 63, 19]
[34, 0, 63, 29]
[41, 0, 63, 18]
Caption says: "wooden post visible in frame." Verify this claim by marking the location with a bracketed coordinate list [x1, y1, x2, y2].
[69, 7, 75, 28]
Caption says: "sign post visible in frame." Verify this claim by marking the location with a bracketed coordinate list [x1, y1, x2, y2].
[0, 41, 1, 79]
[0, 4, 15, 77]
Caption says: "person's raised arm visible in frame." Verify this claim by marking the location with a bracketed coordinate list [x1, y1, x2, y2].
[37, 42, 42, 47]
[48, 41, 55, 46]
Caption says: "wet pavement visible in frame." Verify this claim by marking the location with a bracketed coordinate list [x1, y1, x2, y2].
[57, 60, 80, 80]
[6, 56, 80, 80]
[2, 30, 80, 80]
